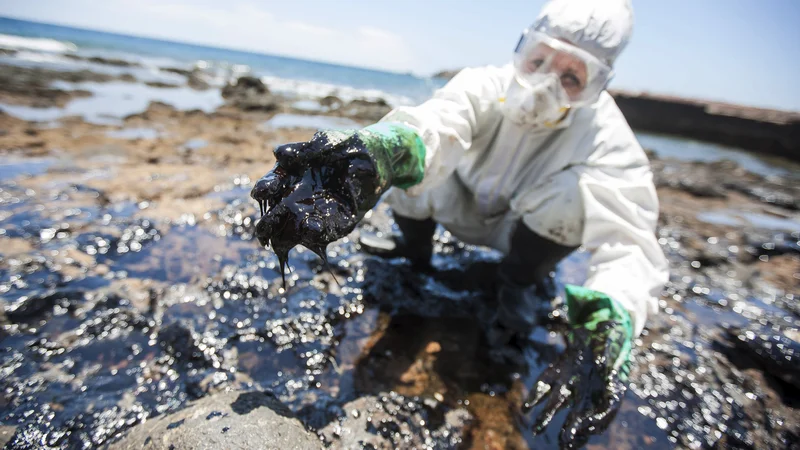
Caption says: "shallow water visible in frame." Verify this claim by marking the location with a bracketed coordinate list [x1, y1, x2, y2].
[291, 100, 328, 113]
[0, 157, 58, 181]
[0, 51, 189, 86]
[636, 132, 800, 178]
[1, 81, 224, 125]
[697, 209, 800, 232]
[182, 138, 208, 151]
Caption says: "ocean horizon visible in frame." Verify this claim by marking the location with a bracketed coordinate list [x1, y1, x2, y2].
[0, 16, 447, 105]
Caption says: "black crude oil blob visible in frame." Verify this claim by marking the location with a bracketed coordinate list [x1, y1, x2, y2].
[728, 323, 800, 390]
[166, 419, 185, 430]
[230, 391, 293, 418]
[524, 322, 630, 450]
[250, 132, 382, 287]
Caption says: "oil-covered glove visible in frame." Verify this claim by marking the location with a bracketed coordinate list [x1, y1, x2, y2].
[524, 285, 633, 450]
[250, 123, 426, 283]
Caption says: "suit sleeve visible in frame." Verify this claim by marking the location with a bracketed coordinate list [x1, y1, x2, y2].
[575, 163, 669, 336]
[379, 67, 503, 196]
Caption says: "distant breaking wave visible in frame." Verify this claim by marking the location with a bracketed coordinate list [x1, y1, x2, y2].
[261, 75, 415, 107]
[0, 33, 77, 53]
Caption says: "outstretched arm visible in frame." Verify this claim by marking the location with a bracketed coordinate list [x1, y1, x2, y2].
[250, 67, 507, 279]
[525, 163, 668, 449]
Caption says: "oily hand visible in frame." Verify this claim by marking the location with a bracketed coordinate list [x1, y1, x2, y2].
[524, 320, 632, 449]
[250, 130, 385, 281]
[250, 124, 426, 284]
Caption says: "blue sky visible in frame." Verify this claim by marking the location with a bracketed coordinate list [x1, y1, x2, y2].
[1, 0, 799, 111]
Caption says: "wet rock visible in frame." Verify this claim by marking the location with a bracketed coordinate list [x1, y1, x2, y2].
[654, 170, 728, 198]
[63, 54, 141, 67]
[109, 391, 322, 450]
[318, 394, 470, 449]
[1, 65, 118, 84]
[728, 324, 800, 390]
[319, 95, 343, 110]
[652, 160, 745, 198]
[4, 288, 85, 322]
[726, 180, 799, 211]
[0, 64, 135, 107]
[159, 67, 210, 90]
[338, 98, 392, 121]
[78, 306, 152, 339]
[225, 76, 267, 95]
[75, 217, 160, 263]
[0, 66, 94, 107]
[741, 230, 800, 261]
[221, 76, 277, 112]
[653, 157, 799, 212]
[186, 71, 211, 91]
[0, 425, 17, 447]
[678, 233, 731, 267]
[432, 69, 460, 81]
[629, 315, 798, 449]
[161, 67, 193, 77]
[158, 321, 219, 370]
[144, 81, 179, 89]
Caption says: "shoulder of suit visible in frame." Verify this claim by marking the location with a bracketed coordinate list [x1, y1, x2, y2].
[579, 92, 651, 169]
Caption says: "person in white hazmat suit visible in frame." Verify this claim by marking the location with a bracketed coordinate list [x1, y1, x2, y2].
[250, 0, 668, 447]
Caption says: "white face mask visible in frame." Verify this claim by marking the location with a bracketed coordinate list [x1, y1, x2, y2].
[501, 73, 571, 130]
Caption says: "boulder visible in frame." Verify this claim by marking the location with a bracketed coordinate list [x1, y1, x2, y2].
[338, 98, 392, 121]
[109, 391, 322, 450]
[319, 95, 344, 110]
[222, 76, 268, 97]
[145, 81, 179, 89]
[221, 76, 277, 112]
[63, 54, 140, 67]
[186, 70, 211, 90]
[432, 69, 461, 81]
[319, 394, 470, 449]
[159, 67, 210, 90]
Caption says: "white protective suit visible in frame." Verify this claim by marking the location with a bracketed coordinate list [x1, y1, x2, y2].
[380, 0, 669, 336]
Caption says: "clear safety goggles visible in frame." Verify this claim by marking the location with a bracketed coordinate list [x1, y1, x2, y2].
[513, 29, 614, 106]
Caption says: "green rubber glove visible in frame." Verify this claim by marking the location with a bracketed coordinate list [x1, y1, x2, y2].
[250, 123, 426, 282]
[524, 285, 634, 450]
[357, 123, 427, 190]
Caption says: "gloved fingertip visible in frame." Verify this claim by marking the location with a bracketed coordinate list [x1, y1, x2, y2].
[531, 415, 549, 436]
[530, 383, 570, 435]
[526, 380, 552, 408]
[558, 411, 583, 448]
[587, 393, 624, 433]
[532, 410, 558, 436]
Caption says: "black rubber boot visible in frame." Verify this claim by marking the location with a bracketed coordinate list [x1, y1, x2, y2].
[486, 220, 578, 361]
[358, 212, 437, 271]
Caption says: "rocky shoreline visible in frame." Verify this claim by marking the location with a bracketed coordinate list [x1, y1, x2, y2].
[0, 59, 798, 449]
[611, 89, 800, 162]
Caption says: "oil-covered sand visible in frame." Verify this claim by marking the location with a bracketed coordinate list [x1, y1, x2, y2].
[1, 61, 799, 449]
